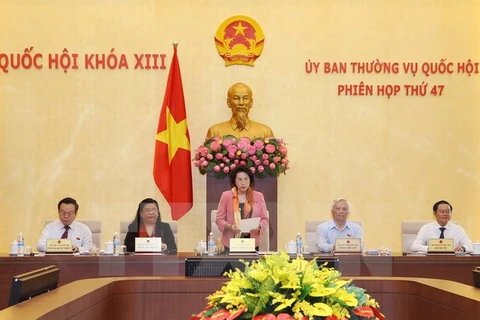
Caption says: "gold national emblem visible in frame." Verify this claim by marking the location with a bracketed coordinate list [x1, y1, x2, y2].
[214, 15, 265, 67]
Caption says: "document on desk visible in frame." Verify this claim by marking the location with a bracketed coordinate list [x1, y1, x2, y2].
[239, 217, 261, 233]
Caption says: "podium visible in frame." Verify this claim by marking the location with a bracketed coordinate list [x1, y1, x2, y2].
[185, 257, 339, 277]
[205, 173, 278, 250]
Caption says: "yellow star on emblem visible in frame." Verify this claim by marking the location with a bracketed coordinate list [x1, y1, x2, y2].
[233, 21, 248, 37]
[156, 107, 190, 163]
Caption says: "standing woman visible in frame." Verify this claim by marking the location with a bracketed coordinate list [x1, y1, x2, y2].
[216, 165, 269, 251]
[124, 198, 177, 254]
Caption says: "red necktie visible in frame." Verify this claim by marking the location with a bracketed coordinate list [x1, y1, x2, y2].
[61, 225, 70, 239]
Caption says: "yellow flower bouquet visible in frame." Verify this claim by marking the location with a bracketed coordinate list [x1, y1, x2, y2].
[190, 252, 384, 320]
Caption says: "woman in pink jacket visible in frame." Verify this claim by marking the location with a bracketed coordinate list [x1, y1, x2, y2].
[215, 165, 270, 252]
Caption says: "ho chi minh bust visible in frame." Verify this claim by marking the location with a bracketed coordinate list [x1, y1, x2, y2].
[206, 83, 274, 139]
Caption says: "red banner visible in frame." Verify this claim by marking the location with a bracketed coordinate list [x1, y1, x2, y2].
[153, 44, 193, 220]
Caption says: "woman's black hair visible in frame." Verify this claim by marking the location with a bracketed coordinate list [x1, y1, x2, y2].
[229, 165, 255, 188]
[132, 198, 161, 225]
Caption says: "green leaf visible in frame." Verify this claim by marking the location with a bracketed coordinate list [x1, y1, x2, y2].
[298, 283, 312, 300]
[202, 306, 221, 317]
[259, 276, 276, 292]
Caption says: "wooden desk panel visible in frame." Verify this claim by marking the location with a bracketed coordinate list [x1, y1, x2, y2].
[0, 254, 185, 310]
[352, 277, 480, 319]
[0, 253, 479, 311]
[391, 255, 480, 284]
[0, 277, 479, 320]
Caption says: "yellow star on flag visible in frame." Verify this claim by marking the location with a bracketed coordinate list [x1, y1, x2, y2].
[156, 106, 190, 163]
[233, 21, 248, 37]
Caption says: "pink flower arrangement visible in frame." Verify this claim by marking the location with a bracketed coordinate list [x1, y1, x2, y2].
[193, 135, 289, 179]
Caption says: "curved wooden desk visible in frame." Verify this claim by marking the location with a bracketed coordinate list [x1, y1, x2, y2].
[1, 253, 480, 312]
[0, 276, 479, 320]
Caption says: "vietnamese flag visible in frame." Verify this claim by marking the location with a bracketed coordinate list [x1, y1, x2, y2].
[153, 43, 193, 220]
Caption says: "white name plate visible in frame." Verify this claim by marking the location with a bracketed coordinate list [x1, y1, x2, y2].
[428, 238, 454, 252]
[334, 238, 361, 253]
[135, 237, 162, 252]
[229, 238, 255, 253]
[46, 239, 72, 252]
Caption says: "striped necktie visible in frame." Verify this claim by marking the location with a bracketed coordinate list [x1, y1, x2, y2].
[61, 225, 70, 239]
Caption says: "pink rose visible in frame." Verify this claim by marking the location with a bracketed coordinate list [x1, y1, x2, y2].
[281, 158, 288, 164]
[250, 155, 257, 161]
[215, 153, 223, 160]
[269, 163, 276, 170]
[254, 160, 261, 166]
[206, 154, 213, 160]
[193, 160, 201, 167]
[201, 161, 208, 167]
[229, 164, 236, 171]
[227, 144, 237, 153]
[249, 167, 256, 174]
[198, 146, 208, 157]
[228, 152, 235, 159]
[247, 145, 256, 155]
[277, 138, 284, 144]
[223, 167, 230, 174]
[263, 160, 269, 166]
[273, 156, 281, 163]
[213, 165, 221, 172]
[240, 160, 246, 166]
[220, 163, 225, 168]
[237, 141, 248, 150]
[262, 153, 269, 160]
[241, 153, 248, 160]
[234, 159, 239, 165]
[224, 158, 230, 164]
[265, 144, 275, 154]
[254, 140, 264, 150]
[239, 137, 251, 145]
[222, 139, 232, 148]
[210, 141, 221, 152]
[279, 146, 288, 155]
[258, 165, 265, 173]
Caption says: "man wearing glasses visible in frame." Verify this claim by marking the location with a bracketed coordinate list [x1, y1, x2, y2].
[36, 197, 93, 252]
[411, 200, 473, 253]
